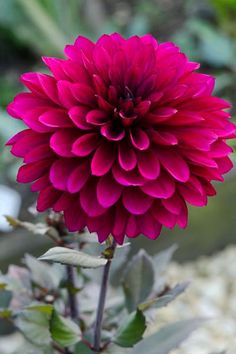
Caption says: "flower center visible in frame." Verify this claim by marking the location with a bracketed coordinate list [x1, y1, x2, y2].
[115, 86, 138, 127]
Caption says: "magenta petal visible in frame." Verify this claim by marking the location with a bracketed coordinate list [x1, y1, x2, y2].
[101, 123, 125, 141]
[86, 109, 108, 125]
[67, 161, 90, 193]
[130, 128, 150, 150]
[68, 106, 91, 130]
[64, 201, 87, 232]
[17, 159, 52, 183]
[113, 164, 146, 186]
[176, 202, 188, 228]
[149, 129, 178, 145]
[6, 129, 31, 146]
[72, 133, 100, 156]
[118, 142, 137, 171]
[216, 156, 233, 174]
[178, 181, 207, 207]
[141, 171, 175, 198]
[122, 187, 152, 215]
[157, 149, 190, 182]
[126, 215, 139, 238]
[49, 159, 77, 190]
[162, 193, 184, 215]
[31, 174, 50, 192]
[80, 180, 107, 217]
[10, 130, 49, 157]
[152, 202, 177, 228]
[37, 186, 62, 212]
[91, 142, 116, 176]
[134, 100, 151, 115]
[137, 213, 162, 239]
[57, 81, 77, 108]
[24, 144, 53, 163]
[50, 130, 78, 157]
[39, 109, 73, 128]
[71, 83, 95, 106]
[97, 173, 123, 207]
[137, 150, 160, 179]
[113, 204, 128, 242]
[42, 57, 67, 80]
[53, 192, 77, 212]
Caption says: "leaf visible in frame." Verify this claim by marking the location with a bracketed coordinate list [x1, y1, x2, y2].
[38, 247, 107, 268]
[74, 341, 94, 354]
[50, 309, 81, 347]
[113, 309, 146, 348]
[133, 319, 205, 354]
[16, 309, 51, 346]
[26, 303, 53, 315]
[153, 244, 178, 294]
[138, 282, 190, 311]
[5, 216, 60, 241]
[153, 244, 178, 274]
[122, 250, 154, 312]
[17, 0, 68, 54]
[24, 254, 62, 290]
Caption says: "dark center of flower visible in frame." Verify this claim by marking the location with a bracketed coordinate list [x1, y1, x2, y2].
[114, 86, 139, 128]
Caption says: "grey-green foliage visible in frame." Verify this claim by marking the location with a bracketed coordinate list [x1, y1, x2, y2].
[133, 319, 205, 354]
[122, 250, 155, 312]
[0, 218, 201, 354]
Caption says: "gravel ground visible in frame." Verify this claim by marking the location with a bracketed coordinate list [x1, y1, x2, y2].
[154, 245, 236, 354]
[1, 245, 236, 354]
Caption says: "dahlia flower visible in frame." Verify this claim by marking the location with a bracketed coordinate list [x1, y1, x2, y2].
[6, 33, 235, 244]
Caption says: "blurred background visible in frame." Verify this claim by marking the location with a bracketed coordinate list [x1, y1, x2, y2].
[0, 0, 236, 270]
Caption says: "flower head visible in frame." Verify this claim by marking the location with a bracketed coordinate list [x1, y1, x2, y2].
[6, 33, 235, 244]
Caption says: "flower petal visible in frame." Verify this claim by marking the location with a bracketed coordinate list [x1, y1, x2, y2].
[130, 128, 150, 150]
[91, 142, 116, 176]
[141, 171, 175, 198]
[118, 141, 137, 171]
[97, 173, 123, 207]
[122, 187, 152, 215]
[157, 149, 190, 182]
[72, 133, 100, 156]
[137, 149, 160, 179]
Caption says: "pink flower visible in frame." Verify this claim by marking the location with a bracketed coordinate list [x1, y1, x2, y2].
[6, 33, 235, 244]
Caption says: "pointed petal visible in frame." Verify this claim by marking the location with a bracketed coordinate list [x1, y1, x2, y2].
[122, 187, 152, 215]
[91, 142, 116, 176]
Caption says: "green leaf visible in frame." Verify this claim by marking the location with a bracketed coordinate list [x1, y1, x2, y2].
[122, 250, 154, 312]
[113, 309, 146, 348]
[138, 282, 190, 311]
[16, 309, 51, 346]
[26, 303, 53, 315]
[50, 309, 81, 347]
[133, 319, 205, 354]
[38, 246, 107, 268]
[74, 341, 94, 354]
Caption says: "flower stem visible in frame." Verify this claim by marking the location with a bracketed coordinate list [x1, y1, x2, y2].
[66, 264, 79, 321]
[93, 239, 117, 353]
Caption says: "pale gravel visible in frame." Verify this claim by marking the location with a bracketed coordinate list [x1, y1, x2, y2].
[151, 245, 236, 354]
